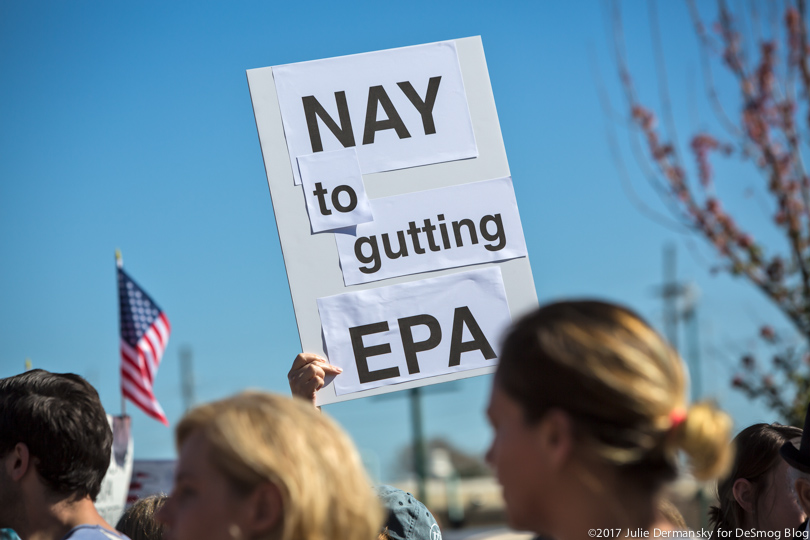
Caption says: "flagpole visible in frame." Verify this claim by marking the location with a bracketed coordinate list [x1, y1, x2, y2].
[116, 249, 126, 417]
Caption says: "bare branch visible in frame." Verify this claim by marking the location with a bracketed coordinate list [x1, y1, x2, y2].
[649, 0, 683, 164]
[686, 0, 742, 136]
[590, 43, 690, 232]
[606, 125, 692, 233]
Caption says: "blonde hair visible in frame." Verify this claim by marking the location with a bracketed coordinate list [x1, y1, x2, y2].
[656, 498, 687, 531]
[116, 494, 167, 540]
[496, 300, 732, 485]
[176, 392, 383, 540]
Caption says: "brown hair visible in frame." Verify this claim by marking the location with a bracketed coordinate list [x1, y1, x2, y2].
[116, 495, 167, 540]
[708, 423, 802, 533]
[176, 391, 382, 540]
[0, 369, 112, 501]
[495, 300, 733, 487]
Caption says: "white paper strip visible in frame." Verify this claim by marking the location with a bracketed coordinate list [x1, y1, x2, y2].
[272, 40, 478, 185]
[128, 460, 176, 504]
[335, 177, 527, 285]
[317, 267, 511, 395]
[95, 415, 134, 525]
[298, 148, 373, 233]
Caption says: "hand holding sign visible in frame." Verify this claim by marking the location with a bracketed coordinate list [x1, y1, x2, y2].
[287, 353, 342, 405]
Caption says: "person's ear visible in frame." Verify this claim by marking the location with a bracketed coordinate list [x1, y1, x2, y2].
[733, 478, 755, 513]
[4, 443, 31, 482]
[795, 478, 810, 515]
[536, 408, 574, 468]
[242, 482, 283, 538]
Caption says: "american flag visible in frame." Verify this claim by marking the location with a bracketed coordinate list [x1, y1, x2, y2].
[118, 265, 170, 425]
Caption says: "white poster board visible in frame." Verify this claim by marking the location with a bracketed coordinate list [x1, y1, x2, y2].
[95, 415, 134, 526]
[127, 459, 176, 505]
[247, 37, 537, 405]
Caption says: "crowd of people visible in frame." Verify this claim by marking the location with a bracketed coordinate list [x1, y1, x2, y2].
[2, 300, 809, 540]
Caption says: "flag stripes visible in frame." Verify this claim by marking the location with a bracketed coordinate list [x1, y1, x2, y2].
[118, 267, 170, 426]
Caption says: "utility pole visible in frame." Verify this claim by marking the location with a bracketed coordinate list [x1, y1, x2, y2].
[661, 243, 683, 351]
[374, 383, 457, 507]
[682, 283, 703, 402]
[410, 387, 427, 505]
[655, 244, 704, 399]
[654, 243, 708, 529]
[179, 345, 196, 413]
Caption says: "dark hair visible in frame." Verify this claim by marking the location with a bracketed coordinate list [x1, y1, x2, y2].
[0, 369, 113, 500]
[116, 495, 167, 540]
[495, 300, 732, 487]
[709, 423, 802, 533]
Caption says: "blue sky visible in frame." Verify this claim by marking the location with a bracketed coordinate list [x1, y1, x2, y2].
[0, 0, 798, 481]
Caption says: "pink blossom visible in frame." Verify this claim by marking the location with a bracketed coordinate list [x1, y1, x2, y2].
[631, 106, 656, 130]
[692, 134, 722, 187]
[738, 234, 754, 248]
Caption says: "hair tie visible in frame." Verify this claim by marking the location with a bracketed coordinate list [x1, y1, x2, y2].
[669, 407, 687, 429]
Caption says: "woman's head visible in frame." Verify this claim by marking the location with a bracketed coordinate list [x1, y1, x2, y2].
[158, 392, 382, 540]
[709, 424, 804, 533]
[486, 300, 733, 531]
[117, 495, 167, 540]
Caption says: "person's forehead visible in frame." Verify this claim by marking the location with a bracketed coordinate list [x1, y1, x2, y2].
[176, 431, 211, 474]
[485, 385, 500, 415]
[773, 458, 792, 479]
[765, 459, 792, 492]
[486, 384, 515, 416]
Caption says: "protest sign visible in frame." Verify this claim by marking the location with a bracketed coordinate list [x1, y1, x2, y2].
[94, 416, 133, 525]
[247, 37, 537, 405]
[127, 460, 176, 505]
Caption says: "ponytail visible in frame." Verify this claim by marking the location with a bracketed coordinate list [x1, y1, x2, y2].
[668, 401, 734, 481]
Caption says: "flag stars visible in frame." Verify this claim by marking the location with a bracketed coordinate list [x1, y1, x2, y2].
[118, 269, 164, 348]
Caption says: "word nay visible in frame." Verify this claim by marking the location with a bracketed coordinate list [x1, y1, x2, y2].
[350, 307, 496, 384]
[303, 77, 441, 153]
[262, 39, 478, 184]
[354, 213, 505, 274]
